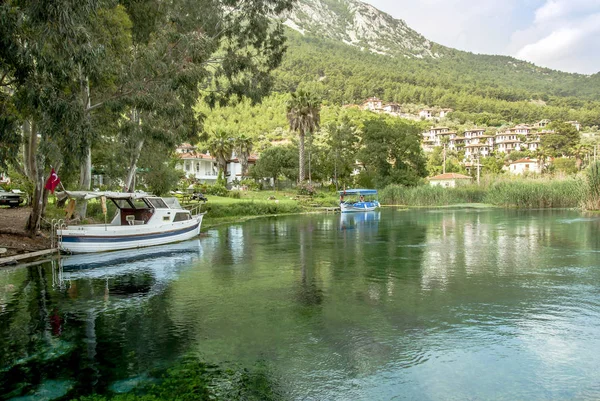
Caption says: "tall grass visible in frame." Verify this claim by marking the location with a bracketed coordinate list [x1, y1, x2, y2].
[380, 184, 486, 206]
[583, 161, 600, 210]
[484, 179, 584, 208]
[381, 177, 586, 208]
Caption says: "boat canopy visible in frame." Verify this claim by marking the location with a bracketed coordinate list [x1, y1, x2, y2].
[56, 191, 153, 201]
[338, 189, 378, 195]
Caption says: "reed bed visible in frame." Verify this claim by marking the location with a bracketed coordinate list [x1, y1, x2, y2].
[583, 161, 600, 210]
[380, 177, 586, 208]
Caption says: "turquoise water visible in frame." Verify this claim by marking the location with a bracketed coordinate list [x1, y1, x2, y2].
[2, 209, 600, 400]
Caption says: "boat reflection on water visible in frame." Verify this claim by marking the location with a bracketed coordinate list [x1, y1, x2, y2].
[54, 239, 203, 293]
[340, 211, 381, 231]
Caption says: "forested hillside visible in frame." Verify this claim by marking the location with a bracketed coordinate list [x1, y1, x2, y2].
[272, 31, 600, 127]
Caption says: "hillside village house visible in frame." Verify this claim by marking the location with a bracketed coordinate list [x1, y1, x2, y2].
[418, 108, 453, 119]
[362, 97, 383, 111]
[421, 122, 558, 161]
[508, 158, 542, 175]
[428, 173, 473, 187]
[361, 97, 401, 115]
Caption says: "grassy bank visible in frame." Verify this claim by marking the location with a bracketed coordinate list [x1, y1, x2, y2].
[380, 177, 586, 208]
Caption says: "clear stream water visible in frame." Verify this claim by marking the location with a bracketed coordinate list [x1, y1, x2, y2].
[2, 209, 600, 400]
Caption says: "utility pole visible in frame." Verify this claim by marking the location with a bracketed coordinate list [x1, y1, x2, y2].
[443, 143, 446, 174]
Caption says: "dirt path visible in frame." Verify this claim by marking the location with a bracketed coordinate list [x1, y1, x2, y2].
[0, 207, 51, 256]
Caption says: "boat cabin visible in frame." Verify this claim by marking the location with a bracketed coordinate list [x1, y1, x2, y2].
[57, 191, 193, 226]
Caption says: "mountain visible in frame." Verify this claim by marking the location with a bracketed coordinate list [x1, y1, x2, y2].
[272, 0, 600, 126]
[283, 0, 447, 59]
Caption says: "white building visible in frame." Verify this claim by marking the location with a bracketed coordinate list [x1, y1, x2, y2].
[508, 158, 542, 175]
[363, 97, 383, 111]
[176, 151, 219, 183]
[428, 173, 473, 188]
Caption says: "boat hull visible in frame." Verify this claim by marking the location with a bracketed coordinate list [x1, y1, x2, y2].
[58, 215, 203, 253]
[340, 201, 380, 213]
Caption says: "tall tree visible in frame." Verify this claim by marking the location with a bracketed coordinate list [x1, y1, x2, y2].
[115, 0, 294, 192]
[541, 121, 580, 157]
[359, 117, 427, 188]
[1, 0, 103, 234]
[324, 115, 359, 189]
[234, 134, 254, 177]
[286, 91, 321, 183]
[208, 131, 234, 178]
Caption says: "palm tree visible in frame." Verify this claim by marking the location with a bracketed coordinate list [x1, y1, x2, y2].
[208, 130, 234, 178]
[286, 90, 321, 183]
[234, 134, 253, 177]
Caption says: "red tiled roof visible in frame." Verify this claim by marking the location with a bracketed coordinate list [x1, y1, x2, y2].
[511, 158, 538, 164]
[176, 152, 215, 160]
[428, 173, 473, 180]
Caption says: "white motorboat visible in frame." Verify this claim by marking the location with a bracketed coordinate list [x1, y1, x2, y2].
[56, 191, 204, 254]
[339, 189, 380, 213]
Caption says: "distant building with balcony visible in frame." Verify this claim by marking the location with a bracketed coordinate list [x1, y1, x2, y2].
[176, 150, 219, 183]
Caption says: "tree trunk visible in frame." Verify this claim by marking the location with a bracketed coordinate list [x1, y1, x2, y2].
[240, 154, 249, 177]
[26, 122, 44, 235]
[299, 132, 305, 183]
[22, 120, 33, 180]
[124, 138, 144, 192]
[76, 147, 92, 217]
[77, 73, 92, 218]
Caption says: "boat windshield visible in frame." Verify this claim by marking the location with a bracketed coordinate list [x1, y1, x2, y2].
[146, 198, 168, 209]
[163, 197, 183, 210]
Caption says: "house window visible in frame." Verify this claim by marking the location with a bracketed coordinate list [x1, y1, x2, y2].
[185, 162, 190, 171]
[195, 163, 200, 172]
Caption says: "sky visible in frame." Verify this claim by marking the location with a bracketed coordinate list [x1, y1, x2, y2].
[363, 0, 600, 75]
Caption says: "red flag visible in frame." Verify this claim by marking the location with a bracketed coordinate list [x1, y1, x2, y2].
[45, 168, 61, 194]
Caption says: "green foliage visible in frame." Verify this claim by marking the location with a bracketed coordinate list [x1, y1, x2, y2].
[380, 177, 585, 208]
[209, 132, 235, 177]
[275, 31, 600, 127]
[484, 178, 584, 208]
[241, 179, 260, 191]
[251, 145, 298, 187]
[216, 170, 227, 187]
[200, 201, 301, 218]
[228, 190, 242, 199]
[74, 357, 282, 401]
[380, 184, 486, 206]
[552, 158, 578, 175]
[541, 122, 581, 157]
[287, 90, 322, 182]
[359, 117, 427, 188]
[584, 161, 600, 210]
[297, 183, 316, 196]
[204, 184, 228, 197]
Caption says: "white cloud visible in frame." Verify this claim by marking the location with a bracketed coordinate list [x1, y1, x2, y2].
[362, 0, 600, 74]
[511, 1, 600, 74]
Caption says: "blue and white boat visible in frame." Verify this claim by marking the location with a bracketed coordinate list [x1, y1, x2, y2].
[56, 191, 204, 254]
[339, 189, 380, 213]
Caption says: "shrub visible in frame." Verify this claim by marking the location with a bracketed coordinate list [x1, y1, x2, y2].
[204, 184, 228, 197]
[297, 182, 316, 196]
[241, 179, 259, 191]
[228, 190, 242, 199]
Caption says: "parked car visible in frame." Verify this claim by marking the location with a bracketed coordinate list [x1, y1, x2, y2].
[191, 192, 208, 202]
[0, 188, 24, 207]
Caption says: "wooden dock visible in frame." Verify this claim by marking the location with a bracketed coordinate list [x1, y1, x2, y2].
[0, 248, 59, 267]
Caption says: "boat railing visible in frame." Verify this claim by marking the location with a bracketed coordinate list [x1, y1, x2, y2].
[186, 203, 204, 217]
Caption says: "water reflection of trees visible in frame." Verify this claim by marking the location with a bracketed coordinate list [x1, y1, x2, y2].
[0, 247, 201, 398]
